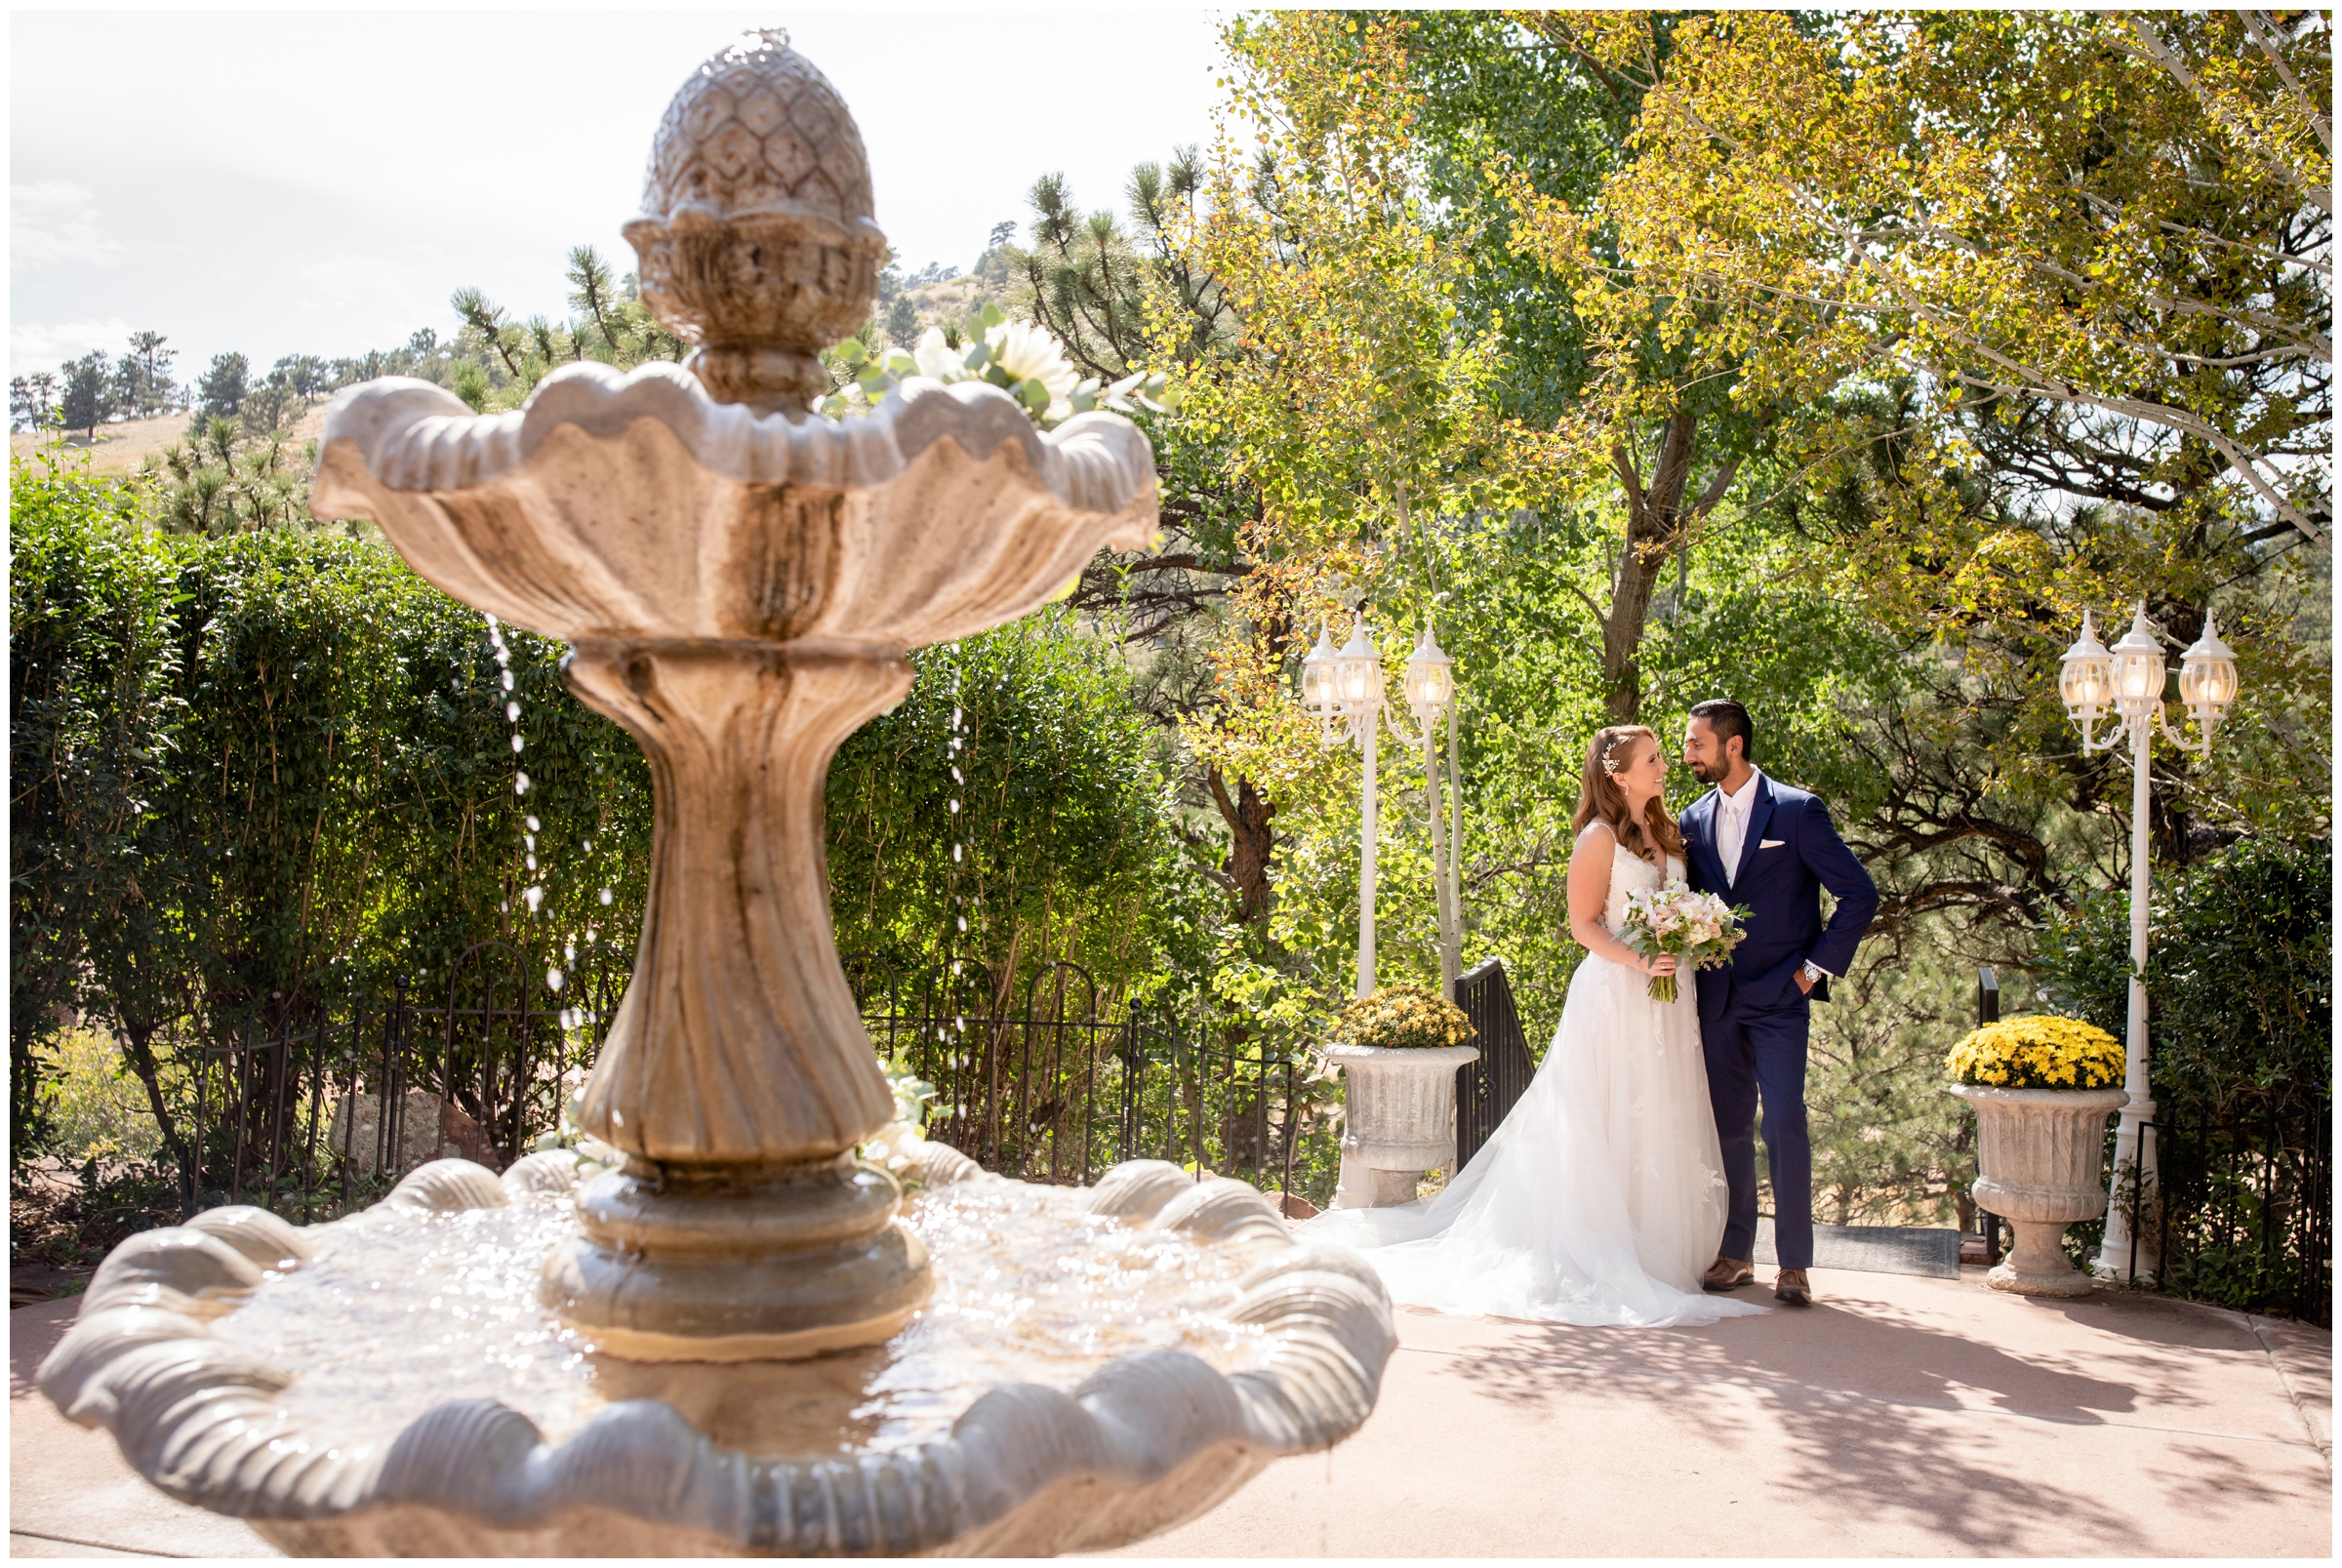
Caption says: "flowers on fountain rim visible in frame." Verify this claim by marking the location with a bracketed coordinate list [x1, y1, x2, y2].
[822, 302, 1179, 427]
[1335, 984, 1475, 1051]
[1946, 1015, 2124, 1091]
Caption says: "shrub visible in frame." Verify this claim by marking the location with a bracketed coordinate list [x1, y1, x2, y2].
[2035, 837, 2330, 1123]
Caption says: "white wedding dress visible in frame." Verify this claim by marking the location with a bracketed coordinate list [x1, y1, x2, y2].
[1303, 839, 1766, 1327]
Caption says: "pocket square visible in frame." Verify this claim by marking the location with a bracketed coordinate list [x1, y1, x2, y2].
[1759, 838, 1787, 849]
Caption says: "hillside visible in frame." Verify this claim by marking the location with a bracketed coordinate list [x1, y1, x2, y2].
[11, 403, 334, 478]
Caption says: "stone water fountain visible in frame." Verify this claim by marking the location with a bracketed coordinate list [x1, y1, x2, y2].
[39, 30, 1393, 1555]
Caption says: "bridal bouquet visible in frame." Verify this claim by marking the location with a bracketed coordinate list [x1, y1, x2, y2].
[1616, 883, 1749, 1003]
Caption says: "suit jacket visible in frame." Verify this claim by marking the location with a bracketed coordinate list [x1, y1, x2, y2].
[1679, 773, 1878, 1020]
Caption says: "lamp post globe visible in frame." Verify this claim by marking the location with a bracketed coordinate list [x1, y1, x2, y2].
[2110, 604, 2167, 719]
[2057, 609, 2114, 723]
[1333, 616, 1386, 716]
[2178, 615, 2240, 733]
[1301, 624, 1338, 723]
[1402, 624, 1456, 725]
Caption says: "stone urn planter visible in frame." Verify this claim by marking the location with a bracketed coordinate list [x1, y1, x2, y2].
[1952, 1084, 2127, 1297]
[1325, 1044, 1479, 1208]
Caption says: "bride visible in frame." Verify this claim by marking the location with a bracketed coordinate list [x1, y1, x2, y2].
[1303, 724, 1765, 1327]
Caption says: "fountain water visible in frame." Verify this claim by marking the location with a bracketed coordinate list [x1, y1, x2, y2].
[39, 29, 1393, 1556]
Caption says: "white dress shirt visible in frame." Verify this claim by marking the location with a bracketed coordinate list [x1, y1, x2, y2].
[1716, 768, 1764, 887]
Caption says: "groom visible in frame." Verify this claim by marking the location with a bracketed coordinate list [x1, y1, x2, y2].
[1679, 700, 1878, 1307]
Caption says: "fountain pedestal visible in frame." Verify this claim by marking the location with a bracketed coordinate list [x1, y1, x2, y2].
[549, 639, 921, 1358]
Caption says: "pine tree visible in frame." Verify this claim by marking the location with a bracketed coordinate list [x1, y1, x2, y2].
[125, 331, 178, 416]
[566, 246, 629, 360]
[10, 372, 59, 432]
[59, 352, 115, 439]
[195, 352, 248, 420]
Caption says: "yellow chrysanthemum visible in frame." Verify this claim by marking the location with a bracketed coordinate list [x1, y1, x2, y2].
[1945, 1016, 2124, 1091]
[1337, 985, 1476, 1050]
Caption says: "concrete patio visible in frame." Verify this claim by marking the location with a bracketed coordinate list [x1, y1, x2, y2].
[11, 1263, 2329, 1558]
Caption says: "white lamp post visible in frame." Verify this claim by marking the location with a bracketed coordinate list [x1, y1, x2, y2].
[2056, 603, 2241, 1282]
[1303, 614, 1464, 999]
[1398, 626, 1463, 996]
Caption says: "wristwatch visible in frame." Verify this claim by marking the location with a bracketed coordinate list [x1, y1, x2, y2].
[1800, 961, 1826, 985]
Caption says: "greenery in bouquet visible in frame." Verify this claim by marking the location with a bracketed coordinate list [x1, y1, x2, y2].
[821, 302, 1176, 426]
[1945, 1016, 2125, 1092]
[1616, 884, 1749, 1003]
[1335, 985, 1475, 1051]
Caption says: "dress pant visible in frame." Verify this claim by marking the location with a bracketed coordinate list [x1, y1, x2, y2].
[1703, 992, 1813, 1270]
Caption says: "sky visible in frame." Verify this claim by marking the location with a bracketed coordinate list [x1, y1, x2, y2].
[10, 7, 1228, 385]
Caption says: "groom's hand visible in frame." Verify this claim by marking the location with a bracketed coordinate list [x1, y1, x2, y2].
[1794, 968, 1817, 995]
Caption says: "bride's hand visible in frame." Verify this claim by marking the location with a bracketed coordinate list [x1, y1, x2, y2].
[1643, 953, 1678, 977]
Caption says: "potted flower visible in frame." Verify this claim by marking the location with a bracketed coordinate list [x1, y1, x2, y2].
[1947, 1016, 2128, 1297]
[1323, 985, 1479, 1209]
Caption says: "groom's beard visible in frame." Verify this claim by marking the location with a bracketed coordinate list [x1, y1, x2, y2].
[1686, 759, 1720, 784]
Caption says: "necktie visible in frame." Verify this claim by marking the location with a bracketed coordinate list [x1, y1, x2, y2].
[1720, 798, 1744, 886]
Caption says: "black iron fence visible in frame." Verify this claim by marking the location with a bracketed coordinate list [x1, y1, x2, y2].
[2108, 1106, 2332, 1327]
[1454, 957, 1535, 1170]
[184, 942, 628, 1220]
[182, 951, 1327, 1223]
[851, 958, 1313, 1197]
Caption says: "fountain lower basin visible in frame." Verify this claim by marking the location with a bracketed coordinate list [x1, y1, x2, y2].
[38, 1148, 1393, 1556]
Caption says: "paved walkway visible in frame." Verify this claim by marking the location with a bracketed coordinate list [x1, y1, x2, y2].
[1106, 1266, 2331, 1558]
[11, 1266, 2329, 1557]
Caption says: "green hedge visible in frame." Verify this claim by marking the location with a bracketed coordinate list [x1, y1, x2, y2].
[11, 458, 1212, 1172]
[10, 459, 652, 1165]
[2036, 836, 2330, 1125]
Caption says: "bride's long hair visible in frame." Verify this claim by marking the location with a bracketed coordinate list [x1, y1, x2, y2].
[1571, 725, 1685, 864]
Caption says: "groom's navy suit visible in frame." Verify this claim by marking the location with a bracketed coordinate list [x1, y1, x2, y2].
[1680, 774, 1878, 1271]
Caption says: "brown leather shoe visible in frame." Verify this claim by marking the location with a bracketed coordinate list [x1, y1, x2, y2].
[1701, 1256, 1756, 1292]
[1774, 1267, 1812, 1306]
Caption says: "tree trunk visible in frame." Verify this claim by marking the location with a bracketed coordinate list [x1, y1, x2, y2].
[1207, 766, 1276, 924]
[118, 1025, 187, 1226]
[1601, 413, 1742, 723]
